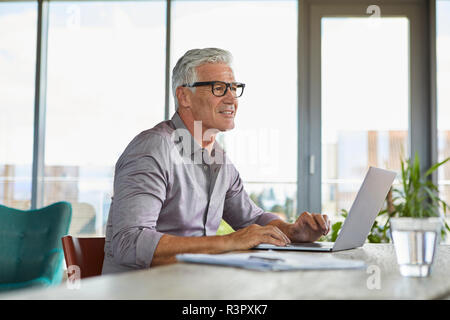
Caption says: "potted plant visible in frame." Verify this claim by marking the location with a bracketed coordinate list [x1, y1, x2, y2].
[324, 153, 450, 243]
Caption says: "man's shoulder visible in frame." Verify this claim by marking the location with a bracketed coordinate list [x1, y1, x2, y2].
[118, 119, 177, 161]
[137, 119, 175, 141]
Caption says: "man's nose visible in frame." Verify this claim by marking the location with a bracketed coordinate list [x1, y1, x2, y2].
[224, 86, 237, 100]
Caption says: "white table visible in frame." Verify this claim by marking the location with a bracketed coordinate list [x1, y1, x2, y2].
[2, 244, 450, 300]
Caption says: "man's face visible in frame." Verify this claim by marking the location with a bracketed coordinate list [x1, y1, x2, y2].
[188, 63, 239, 132]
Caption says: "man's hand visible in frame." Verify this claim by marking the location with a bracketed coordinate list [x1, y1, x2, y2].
[268, 212, 331, 243]
[224, 224, 291, 251]
[288, 212, 331, 243]
[151, 223, 291, 266]
[152, 213, 329, 267]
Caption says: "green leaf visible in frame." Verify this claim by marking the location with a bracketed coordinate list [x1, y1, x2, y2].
[425, 157, 450, 177]
[368, 234, 381, 243]
[330, 221, 343, 242]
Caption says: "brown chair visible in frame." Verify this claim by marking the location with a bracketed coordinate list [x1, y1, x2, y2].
[61, 235, 105, 279]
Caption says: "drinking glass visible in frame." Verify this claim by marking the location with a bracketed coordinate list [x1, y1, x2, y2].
[390, 217, 442, 277]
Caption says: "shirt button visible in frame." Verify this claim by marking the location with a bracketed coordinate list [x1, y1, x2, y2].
[203, 165, 208, 171]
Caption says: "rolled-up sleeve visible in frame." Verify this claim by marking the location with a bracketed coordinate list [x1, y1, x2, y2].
[222, 165, 281, 230]
[110, 133, 169, 269]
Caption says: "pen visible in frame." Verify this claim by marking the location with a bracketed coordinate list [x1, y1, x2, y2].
[248, 256, 285, 263]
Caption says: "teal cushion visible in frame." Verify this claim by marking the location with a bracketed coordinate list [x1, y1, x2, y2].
[0, 202, 72, 292]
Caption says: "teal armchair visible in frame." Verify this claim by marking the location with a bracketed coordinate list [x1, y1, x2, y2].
[0, 201, 72, 292]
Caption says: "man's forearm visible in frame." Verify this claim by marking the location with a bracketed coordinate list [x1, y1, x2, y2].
[151, 233, 231, 266]
[151, 221, 294, 266]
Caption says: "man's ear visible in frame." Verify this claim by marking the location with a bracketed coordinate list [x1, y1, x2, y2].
[176, 87, 191, 109]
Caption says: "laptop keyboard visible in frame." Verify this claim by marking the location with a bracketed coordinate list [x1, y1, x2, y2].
[287, 242, 334, 248]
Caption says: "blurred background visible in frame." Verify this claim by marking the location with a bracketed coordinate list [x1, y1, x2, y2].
[1, 0, 449, 238]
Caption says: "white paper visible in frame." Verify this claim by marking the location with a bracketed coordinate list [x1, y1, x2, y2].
[176, 251, 366, 271]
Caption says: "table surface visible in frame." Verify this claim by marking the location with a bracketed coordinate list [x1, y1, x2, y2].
[2, 244, 450, 300]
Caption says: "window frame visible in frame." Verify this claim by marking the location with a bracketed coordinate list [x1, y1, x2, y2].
[297, 0, 437, 213]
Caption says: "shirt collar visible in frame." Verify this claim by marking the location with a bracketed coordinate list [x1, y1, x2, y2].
[170, 111, 226, 158]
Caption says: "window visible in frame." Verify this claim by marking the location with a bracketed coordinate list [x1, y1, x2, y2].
[0, 2, 37, 209]
[44, 1, 166, 235]
[4, 0, 447, 233]
[321, 17, 409, 217]
[171, 0, 298, 221]
[437, 0, 450, 214]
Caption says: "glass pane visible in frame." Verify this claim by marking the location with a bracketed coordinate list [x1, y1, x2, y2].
[0, 2, 37, 209]
[172, 0, 297, 222]
[321, 17, 409, 218]
[437, 1, 450, 225]
[45, 1, 166, 235]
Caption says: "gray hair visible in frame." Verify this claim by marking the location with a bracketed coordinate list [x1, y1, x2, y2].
[172, 48, 233, 108]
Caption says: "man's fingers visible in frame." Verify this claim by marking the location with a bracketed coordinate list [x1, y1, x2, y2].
[274, 226, 291, 244]
[267, 225, 290, 244]
[302, 212, 319, 231]
[299, 212, 331, 235]
[313, 213, 327, 232]
[262, 234, 287, 247]
[323, 214, 331, 234]
[262, 226, 290, 246]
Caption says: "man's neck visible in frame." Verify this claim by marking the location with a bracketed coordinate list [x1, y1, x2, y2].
[177, 110, 217, 155]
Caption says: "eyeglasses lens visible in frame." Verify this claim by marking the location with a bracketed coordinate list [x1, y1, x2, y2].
[212, 82, 243, 97]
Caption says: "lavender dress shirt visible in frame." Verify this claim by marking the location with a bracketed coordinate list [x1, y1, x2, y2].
[101, 112, 280, 274]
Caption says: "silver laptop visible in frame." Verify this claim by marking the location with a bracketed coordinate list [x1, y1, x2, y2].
[253, 167, 396, 252]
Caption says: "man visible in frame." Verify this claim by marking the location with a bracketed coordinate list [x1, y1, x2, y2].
[102, 48, 330, 274]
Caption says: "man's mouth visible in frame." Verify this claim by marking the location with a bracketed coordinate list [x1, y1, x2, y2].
[218, 107, 235, 116]
[219, 110, 234, 115]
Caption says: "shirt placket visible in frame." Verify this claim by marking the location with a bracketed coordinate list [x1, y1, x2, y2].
[201, 148, 224, 236]
[199, 149, 211, 235]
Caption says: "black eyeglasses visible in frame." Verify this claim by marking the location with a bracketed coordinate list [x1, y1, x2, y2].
[182, 81, 245, 98]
